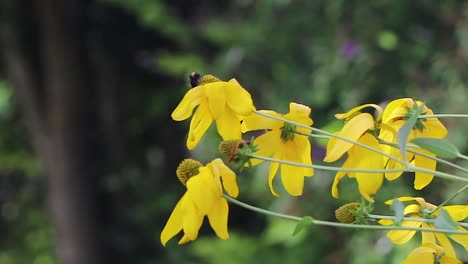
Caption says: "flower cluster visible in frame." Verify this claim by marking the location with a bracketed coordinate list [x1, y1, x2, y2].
[162, 72, 467, 262]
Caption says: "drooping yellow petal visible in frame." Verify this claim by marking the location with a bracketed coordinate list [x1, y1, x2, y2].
[268, 161, 280, 197]
[434, 230, 456, 257]
[386, 220, 421, 244]
[181, 197, 203, 241]
[171, 86, 203, 121]
[204, 82, 226, 120]
[216, 108, 241, 140]
[324, 113, 375, 163]
[225, 79, 255, 116]
[207, 197, 230, 240]
[443, 205, 468, 221]
[331, 170, 347, 199]
[160, 194, 186, 246]
[186, 168, 218, 214]
[294, 135, 314, 176]
[209, 158, 239, 198]
[347, 133, 384, 202]
[421, 223, 436, 245]
[280, 163, 305, 196]
[241, 110, 283, 132]
[187, 102, 213, 150]
[412, 149, 436, 190]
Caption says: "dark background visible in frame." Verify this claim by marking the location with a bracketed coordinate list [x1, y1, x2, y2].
[0, 0, 467, 263]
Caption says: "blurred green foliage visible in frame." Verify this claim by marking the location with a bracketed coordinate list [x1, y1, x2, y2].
[1, 0, 467, 263]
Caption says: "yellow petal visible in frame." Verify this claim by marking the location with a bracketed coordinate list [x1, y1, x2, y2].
[181, 197, 203, 241]
[171, 86, 203, 121]
[384, 196, 426, 206]
[187, 102, 213, 150]
[209, 158, 239, 198]
[241, 110, 283, 132]
[386, 220, 421, 244]
[186, 168, 218, 214]
[434, 231, 456, 257]
[404, 204, 421, 215]
[204, 82, 226, 120]
[382, 98, 413, 124]
[160, 194, 186, 246]
[295, 135, 314, 176]
[413, 149, 436, 189]
[207, 197, 230, 240]
[402, 246, 436, 264]
[284, 102, 313, 127]
[335, 104, 383, 120]
[324, 113, 375, 162]
[421, 223, 436, 245]
[225, 79, 255, 116]
[443, 205, 468, 221]
[177, 234, 191, 245]
[331, 170, 347, 199]
[348, 133, 384, 202]
[216, 108, 241, 140]
[268, 161, 280, 197]
[280, 163, 305, 196]
[248, 131, 280, 166]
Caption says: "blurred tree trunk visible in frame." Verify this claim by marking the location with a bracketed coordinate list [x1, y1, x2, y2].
[0, 0, 113, 263]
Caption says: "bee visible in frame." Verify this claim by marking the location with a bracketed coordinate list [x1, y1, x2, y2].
[189, 72, 201, 88]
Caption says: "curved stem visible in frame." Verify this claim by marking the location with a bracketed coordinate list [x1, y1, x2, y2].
[224, 195, 468, 235]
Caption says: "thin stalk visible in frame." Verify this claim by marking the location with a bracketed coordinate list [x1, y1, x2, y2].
[420, 114, 468, 119]
[431, 183, 468, 214]
[248, 153, 406, 173]
[367, 214, 468, 228]
[224, 195, 468, 235]
[379, 139, 468, 175]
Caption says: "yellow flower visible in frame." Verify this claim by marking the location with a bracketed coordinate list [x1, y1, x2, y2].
[379, 197, 468, 258]
[241, 102, 314, 196]
[403, 243, 462, 264]
[324, 104, 384, 202]
[379, 98, 448, 189]
[171, 74, 255, 150]
[160, 158, 239, 246]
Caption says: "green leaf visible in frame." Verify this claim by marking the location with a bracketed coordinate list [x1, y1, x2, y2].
[410, 138, 459, 158]
[433, 208, 459, 231]
[397, 103, 424, 163]
[390, 199, 405, 224]
[292, 216, 314, 236]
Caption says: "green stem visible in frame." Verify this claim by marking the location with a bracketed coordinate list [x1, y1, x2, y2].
[367, 214, 468, 228]
[458, 153, 468, 161]
[248, 153, 407, 173]
[379, 139, 468, 175]
[253, 110, 406, 165]
[431, 183, 468, 214]
[419, 114, 468, 119]
[224, 195, 468, 235]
